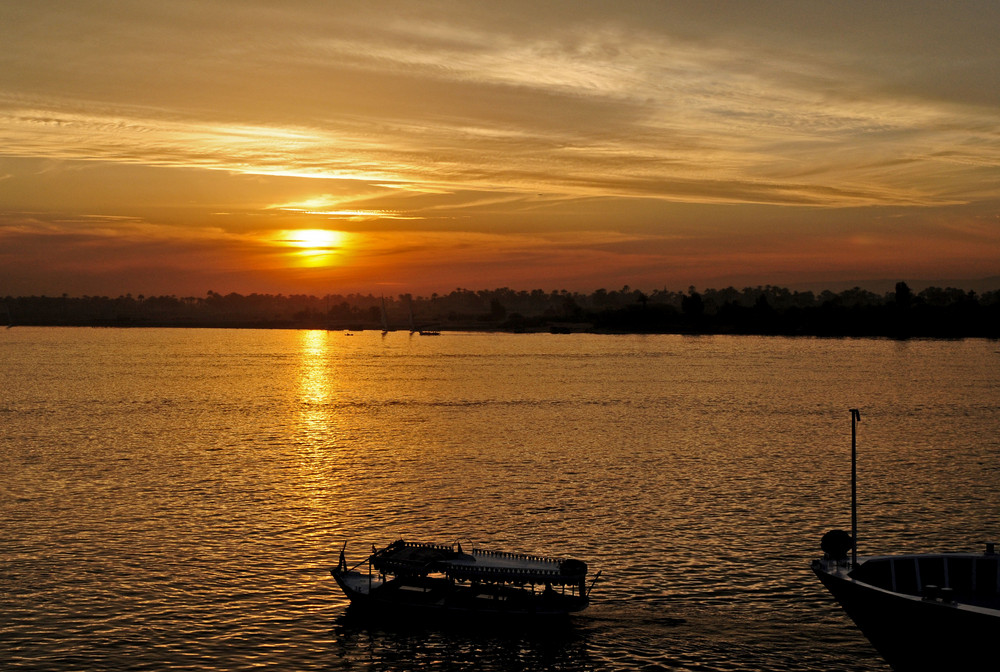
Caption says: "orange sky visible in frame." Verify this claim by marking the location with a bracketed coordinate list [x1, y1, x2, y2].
[2, 1, 999, 297]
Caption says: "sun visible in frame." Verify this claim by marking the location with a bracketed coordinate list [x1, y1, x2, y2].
[288, 229, 342, 249]
[279, 229, 348, 267]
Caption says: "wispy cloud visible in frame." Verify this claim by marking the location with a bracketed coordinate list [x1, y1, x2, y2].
[3, 88, 992, 210]
[3, 1, 999, 211]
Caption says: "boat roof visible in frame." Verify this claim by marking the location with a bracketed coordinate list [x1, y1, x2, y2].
[371, 540, 588, 585]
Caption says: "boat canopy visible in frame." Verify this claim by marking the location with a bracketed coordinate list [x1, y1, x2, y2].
[371, 540, 588, 586]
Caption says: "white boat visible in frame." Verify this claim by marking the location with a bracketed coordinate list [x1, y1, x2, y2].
[332, 539, 597, 619]
[813, 410, 1000, 670]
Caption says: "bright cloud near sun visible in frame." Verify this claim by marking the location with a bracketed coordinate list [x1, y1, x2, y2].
[268, 196, 421, 222]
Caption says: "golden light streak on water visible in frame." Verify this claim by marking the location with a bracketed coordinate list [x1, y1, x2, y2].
[296, 329, 333, 442]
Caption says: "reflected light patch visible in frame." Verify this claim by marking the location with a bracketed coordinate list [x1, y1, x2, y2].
[299, 329, 329, 406]
[296, 330, 334, 446]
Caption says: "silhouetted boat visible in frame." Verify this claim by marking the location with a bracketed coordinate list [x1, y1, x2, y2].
[332, 539, 597, 618]
[813, 540, 1000, 670]
[813, 409, 1000, 670]
[408, 299, 440, 335]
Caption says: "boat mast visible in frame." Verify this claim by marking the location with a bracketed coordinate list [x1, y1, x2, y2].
[850, 408, 861, 568]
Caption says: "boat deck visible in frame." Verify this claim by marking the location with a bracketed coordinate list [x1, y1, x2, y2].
[846, 552, 1000, 609]
[336, 570, 384, 596]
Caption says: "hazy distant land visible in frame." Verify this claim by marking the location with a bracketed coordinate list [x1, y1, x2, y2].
[3, 283, 998, 338]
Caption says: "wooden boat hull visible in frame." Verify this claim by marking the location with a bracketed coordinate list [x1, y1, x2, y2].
[331, 569, 589, 619]
[813, 558, 1000, 670]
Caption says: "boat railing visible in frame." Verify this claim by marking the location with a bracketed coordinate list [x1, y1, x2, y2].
[446, 565, 574, 582]
[383, 540, 571, 565]
[471, 548, 563, 565]
[391, 541, 456, 553]
[371, 540, 589, 585]
[373, 561, 583, 584]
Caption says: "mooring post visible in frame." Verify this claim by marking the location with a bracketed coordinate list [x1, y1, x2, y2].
[850, 408, 861, 568]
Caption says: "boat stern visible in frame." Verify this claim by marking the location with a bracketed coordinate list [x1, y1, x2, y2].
[331, 567, 381, 602]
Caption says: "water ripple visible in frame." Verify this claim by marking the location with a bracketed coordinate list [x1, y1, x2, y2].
[4, 329, 998, 671]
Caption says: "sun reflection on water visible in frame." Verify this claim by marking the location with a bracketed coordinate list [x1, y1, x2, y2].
[296, 329, 334, 444]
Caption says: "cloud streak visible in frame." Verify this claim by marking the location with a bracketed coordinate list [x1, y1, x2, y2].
[4, 2, 999, 208]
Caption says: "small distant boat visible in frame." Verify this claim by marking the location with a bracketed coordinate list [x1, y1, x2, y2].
[812, 409, 1000, 670]
[408, 299, 440, 335]
[331, 539, 598, 619]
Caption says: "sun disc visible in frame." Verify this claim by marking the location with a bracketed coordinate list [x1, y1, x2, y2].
[278, 229, 349, 267]
[285, 229, 343, 250]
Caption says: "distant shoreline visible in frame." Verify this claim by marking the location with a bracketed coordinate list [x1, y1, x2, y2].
[4, 283, 998, 339]
[5, 321, 998, 340]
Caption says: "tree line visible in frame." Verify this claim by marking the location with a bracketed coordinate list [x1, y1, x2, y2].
[3, 282, 998, 338]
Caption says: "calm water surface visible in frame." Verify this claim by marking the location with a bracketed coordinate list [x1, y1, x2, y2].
[3, 328, 999, 671]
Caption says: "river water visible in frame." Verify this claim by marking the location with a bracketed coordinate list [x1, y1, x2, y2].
[3, 328, 999, 671]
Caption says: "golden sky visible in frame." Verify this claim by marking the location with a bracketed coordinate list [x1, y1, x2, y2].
[2, 1, 999, 296]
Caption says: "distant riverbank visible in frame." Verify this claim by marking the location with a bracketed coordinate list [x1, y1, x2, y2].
[4, 316, 998, 339]
[4, 282, 998, 338]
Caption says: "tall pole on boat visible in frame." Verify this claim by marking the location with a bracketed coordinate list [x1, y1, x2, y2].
[850, 408, 861, 568]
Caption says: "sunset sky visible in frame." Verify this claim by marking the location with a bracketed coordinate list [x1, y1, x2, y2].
[2, 1, 999, 297]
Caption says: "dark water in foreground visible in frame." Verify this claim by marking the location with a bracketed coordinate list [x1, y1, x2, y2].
[3, 328, 999, 671]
